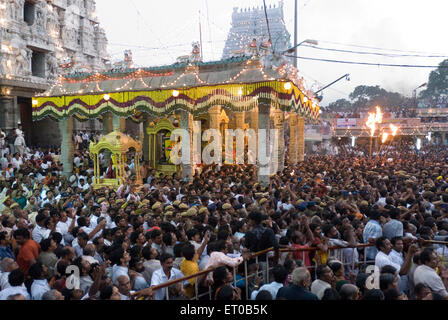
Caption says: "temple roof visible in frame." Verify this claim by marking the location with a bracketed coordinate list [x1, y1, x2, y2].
[40, 56, 294, 97]
[32, 56, 320, 123]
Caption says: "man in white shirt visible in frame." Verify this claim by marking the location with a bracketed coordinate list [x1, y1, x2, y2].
[111, 248, 131, 286]
[32, 214, 51, 244]
[78, 178, 90, 192]
[389, 236, 409, 294]
[0, 258, 19, 290]
[74, 156, 81, 168]
[117, 275, 135, 300]
[150, 253, 186, 300]
[311, 265, 335, 300]
[82, 132, 89, 145]
[15, 125, 23, 138]
[375, 236, 417, 277]
[176, 188, 186, 201]
[0, 269, 30, 300]
[73, 232, 89, 258]
[414, 247, 448, 299]
[14, 134, 26, 156]
[375, 237, 401, 272]
[56, 209, 75, 245]
[0, 154, 11, 170]
[11, 154, 23, 169]
[29, 262, 51, 300]
[40, 161, 52, 171]
[375, 190, 387, 207]
[250, 265, 286, 300]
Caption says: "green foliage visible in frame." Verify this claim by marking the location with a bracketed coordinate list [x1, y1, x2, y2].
[327, 98, 351, 110]
[327, 85, 411, 112]
[419, 59, 448, 99]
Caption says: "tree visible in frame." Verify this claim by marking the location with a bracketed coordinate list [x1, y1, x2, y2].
[326, 85, 409, 113]
[349, 85, 387, 102]
[327, 98, 351, 111]
[419, 59, 448, 101]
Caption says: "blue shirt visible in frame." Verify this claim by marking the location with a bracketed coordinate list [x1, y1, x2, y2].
[363, 220, 382, 260]
[0, 245, 14, 260]
[383, 219, 403, 240]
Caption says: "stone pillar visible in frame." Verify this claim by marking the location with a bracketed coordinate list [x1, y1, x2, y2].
[209, 106, 221, 131]
[102, 113, 113, 134]
[289, 113, 298, 164]
[249, 106, 258, 161]
[297, 115, 305, 162]
[209, 106, 222, 158]
[180, 110, 194, 181]
[257, 104, 270, 186]
[120, 118, 127, 133]
[249, 106, 258, 132]
[0, 97, 16, 130]
[234, 111, 245, 130]
[125, 118, 141, 138]
[112, 114, 121, 131]
[60, 117, 74, 177]
[272, 109, 285, 172]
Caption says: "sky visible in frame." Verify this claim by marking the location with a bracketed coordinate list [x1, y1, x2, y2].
[95, 0, 448, 107]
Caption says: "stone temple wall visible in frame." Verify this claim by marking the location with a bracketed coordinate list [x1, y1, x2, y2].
[0, 0, 109, 144]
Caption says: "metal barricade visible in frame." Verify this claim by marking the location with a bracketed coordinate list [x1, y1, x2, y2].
[133, 243, 376, 301]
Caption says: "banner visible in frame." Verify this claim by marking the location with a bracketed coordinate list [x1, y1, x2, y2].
[336, 118, 357, 128]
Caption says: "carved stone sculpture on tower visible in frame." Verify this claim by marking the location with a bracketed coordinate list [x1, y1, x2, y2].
[5, 0, 15, 20]
[46, 54, 59, 80]
[14, 48, 32, 76]
[46, 7, 59, 35]
[35, 5, 46, 31]
[14, 0, 25, 21]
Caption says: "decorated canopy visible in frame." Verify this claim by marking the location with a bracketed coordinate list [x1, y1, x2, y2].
[89, 130, 143, 189]
[32, 56, 320, 123]
[89, 130, 142, 155]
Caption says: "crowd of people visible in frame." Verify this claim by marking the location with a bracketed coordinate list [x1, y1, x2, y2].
[0, 123, 448, 301]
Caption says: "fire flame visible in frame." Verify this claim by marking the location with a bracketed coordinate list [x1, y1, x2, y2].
[381, 132, 389, 144]
[375, 106, 383, 123]
[389, 124, 398, 136]
[366, 106, 383, 137]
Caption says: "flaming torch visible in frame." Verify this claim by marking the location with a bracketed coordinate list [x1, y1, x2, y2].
[383, 123, 399, 157]
[366, 112, 376, 137]
[390, 124, 398, 137]
[365, 106, 383, 157]
[378, 131, 389, 155]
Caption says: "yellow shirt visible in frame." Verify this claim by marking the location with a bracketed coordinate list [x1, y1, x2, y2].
[180, 254, 199, 298]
